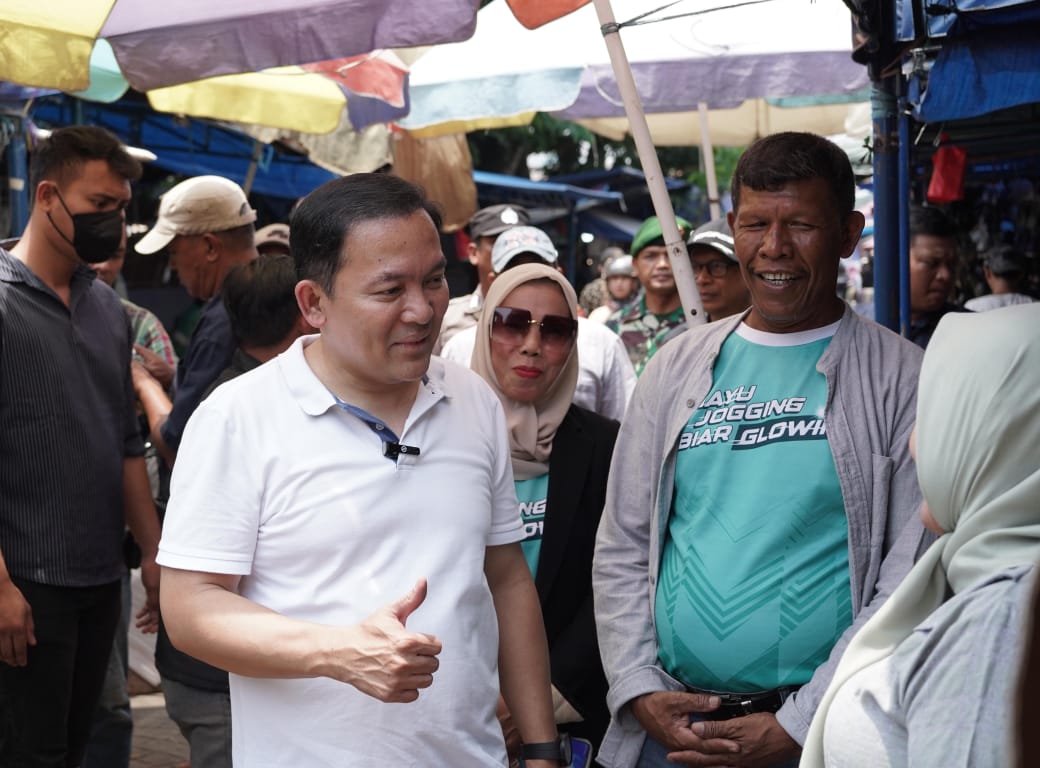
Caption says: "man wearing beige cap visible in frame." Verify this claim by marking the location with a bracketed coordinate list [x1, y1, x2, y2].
[131, 176, 258, 768]
[133, 175, 258, 465]
[435, 203, 530, 354]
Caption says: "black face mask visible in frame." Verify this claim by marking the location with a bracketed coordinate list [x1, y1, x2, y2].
[47, 187, 125, 264]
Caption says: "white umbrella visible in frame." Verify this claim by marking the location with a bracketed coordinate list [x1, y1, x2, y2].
[401, 0, 867, 143]
[403, 0, 866, 326]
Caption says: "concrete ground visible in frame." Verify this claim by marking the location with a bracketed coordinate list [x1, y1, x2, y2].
[130, 692, 189, 768]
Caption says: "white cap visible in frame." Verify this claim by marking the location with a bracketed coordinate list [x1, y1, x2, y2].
[135, 175, 256, 254]
[491, 226, 558, 273]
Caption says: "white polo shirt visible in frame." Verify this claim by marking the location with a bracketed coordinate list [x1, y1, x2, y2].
[158, 335, 522, 767]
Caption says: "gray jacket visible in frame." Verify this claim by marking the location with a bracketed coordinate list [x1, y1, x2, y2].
[592, 306, 930, 767]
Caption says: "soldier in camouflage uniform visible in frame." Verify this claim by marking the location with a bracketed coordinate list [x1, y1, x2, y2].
[606, 215, 692, 375]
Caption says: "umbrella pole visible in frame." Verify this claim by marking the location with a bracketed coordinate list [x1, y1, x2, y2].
[242, 139, 263, 197]
[591, 0, 705, 327]
[697, 103, 722, 221]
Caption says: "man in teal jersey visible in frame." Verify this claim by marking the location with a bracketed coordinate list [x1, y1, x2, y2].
[593, 133, 930, 768]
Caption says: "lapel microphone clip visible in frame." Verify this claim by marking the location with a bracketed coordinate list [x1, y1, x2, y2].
[383, 441, 421, 459]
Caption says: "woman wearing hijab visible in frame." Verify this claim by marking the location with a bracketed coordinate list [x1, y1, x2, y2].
[472, 263, 620, 756]
[801, 302, 1040, 768]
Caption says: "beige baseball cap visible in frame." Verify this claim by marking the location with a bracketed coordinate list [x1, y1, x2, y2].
[135, 175, 256, 255]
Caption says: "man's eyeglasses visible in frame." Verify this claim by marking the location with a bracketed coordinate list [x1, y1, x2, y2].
[691, 259, 734, 278]
[491, 307, 577, 349]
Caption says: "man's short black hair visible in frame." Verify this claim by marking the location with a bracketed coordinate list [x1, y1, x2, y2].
[29, 126, 142, 195]
[222, 252, 300, 348]
[731, 132, 855, 217]
[909, 205, 957, 240]
[289, 173, 443, 295]
[212, 223, 257, 252]
[982, 244, 1025, 279]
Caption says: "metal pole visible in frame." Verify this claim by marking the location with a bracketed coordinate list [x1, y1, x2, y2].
[896, 74, 912, 337]
[698, 103, 722, 221]
[591, 0, 705, 326]
[871, 78, 899, 332]
[6, 121, 30, 237]
[242, 139, 263, 196]
[567, 204, 579, 285]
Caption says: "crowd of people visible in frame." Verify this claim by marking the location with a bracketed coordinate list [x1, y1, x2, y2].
[0, 125, 1035, 768]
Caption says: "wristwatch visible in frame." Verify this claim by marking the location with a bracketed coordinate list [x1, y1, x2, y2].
[520, 734, 572, 765]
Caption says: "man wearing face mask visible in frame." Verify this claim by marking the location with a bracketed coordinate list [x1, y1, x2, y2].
[0, 126, 162, 766]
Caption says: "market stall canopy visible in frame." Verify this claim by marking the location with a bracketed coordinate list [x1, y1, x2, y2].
[553, 167, 690, 221]
[400, 0, 868, 145]
[903, 1, 1040, 123]
[29, 96, 336, 201]
[473, 169, 624, 218]
[472, 169, 627, 277]
[893, 0, 1036, 38]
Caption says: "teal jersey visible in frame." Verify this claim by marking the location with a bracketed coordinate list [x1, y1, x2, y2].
[656, 323, 852, 692]
[515, 473, 549, 577]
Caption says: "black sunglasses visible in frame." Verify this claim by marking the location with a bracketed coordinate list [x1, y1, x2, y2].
[491, 307, 577, 347]
[691, 259, 734, 278]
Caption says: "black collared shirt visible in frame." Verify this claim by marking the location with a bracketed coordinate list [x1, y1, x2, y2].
[0, 248, 143, 587]
[160, 295, 235, 451]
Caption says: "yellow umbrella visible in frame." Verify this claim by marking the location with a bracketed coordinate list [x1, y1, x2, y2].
[149, 50, 411, 135]
[0, 0, 476, 92]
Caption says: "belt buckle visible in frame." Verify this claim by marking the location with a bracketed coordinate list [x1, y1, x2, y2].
[739, 698, 757, 716]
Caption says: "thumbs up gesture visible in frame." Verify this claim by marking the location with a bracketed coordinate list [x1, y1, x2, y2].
[334, 578, 442, 703]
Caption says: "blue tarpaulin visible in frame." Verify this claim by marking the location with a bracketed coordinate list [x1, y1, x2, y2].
[28, 97, 337, 201]
[912, 3, 1040, 121]
[473, 170, 624, 213]
[895, 0, 1037, 39]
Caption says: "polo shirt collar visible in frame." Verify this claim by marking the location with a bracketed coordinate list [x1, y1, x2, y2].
[279, 335, 452, 418]
[465, 285, 485, 316]
[0, 248, 98, 300]
[0, 249, 22, 283]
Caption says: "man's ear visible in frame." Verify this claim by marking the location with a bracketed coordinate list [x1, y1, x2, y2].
[35, 180, 57, 212]
[201, 233, 221, 262]
[487, 270, 498, 284]
[295, 279, 327, 330]
[294, 310, 319, 336]
[841, 211, 866, 259]
[466, 240, 481, 268]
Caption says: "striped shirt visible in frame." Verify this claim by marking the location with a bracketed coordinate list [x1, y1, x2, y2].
[0, 248, 143, 587]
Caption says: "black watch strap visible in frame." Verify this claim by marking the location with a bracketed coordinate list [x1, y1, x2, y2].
[521, 734, 570, 763]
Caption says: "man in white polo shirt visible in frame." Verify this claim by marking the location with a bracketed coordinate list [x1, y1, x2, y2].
[156, 174, 566, 767]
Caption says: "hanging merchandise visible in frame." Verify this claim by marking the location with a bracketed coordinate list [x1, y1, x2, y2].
[927, 139, 968, 203]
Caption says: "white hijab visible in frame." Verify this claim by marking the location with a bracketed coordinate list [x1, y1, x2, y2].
[802, 302, 1040, 766]
[471, 263, 579, 481]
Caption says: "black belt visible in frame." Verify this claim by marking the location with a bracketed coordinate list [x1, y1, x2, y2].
[688, 686, 800, 721]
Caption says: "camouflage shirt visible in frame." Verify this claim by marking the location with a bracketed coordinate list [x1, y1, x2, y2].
[579, 277, 607, 317]
[606, 296, 686, 376]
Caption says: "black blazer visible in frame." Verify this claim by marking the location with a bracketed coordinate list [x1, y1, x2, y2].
[535, 404, 619, 750]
